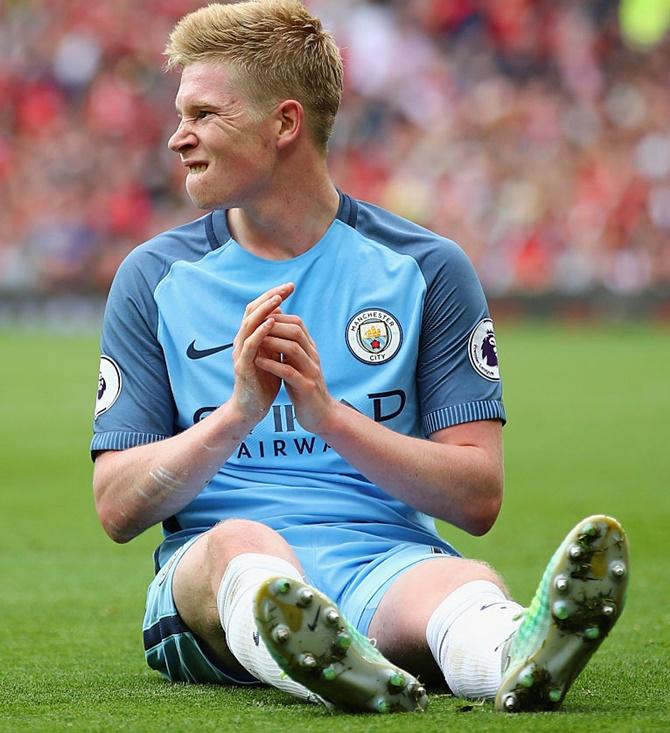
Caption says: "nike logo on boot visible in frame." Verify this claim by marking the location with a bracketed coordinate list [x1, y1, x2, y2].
[307, 606, 322, 631]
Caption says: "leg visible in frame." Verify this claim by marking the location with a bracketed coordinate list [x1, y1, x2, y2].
[172, 519, 428, 712]
[370, 515, 629, 712]
[368, 556, 512, 686]
[143, 532, 260, 685]
[173, 518, 302, 675]
[170, 518, 322, 702]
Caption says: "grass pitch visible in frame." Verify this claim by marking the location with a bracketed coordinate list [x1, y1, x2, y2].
[1, 322, 669, 732]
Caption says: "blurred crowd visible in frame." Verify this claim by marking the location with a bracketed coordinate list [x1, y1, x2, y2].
[1, 0, 669, 296]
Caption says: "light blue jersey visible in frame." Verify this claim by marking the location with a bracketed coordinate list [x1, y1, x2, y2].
[92, 193, 505, 570]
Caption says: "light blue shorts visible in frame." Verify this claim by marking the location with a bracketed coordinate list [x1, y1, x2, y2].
[143, 524, 459, 684]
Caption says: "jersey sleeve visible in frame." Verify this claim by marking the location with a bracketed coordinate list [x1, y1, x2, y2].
[91, 248, 176, 456]
[417, 242, 506, 436]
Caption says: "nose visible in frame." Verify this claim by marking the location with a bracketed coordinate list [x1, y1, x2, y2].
[168, 119, 197, 153]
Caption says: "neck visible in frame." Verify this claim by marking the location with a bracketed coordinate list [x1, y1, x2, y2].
[227, 164, 340, 261]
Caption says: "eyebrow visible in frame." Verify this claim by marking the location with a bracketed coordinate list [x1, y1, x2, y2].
[175, 100, 213, 115]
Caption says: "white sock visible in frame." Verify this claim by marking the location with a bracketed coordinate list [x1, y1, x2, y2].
[216, 552, 318, 703]
[426, 579, 524, 699]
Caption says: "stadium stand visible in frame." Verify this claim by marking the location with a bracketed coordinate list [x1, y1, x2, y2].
[1, 0, 668, 298]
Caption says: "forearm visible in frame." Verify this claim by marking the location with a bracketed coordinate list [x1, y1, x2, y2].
[93, 401, 254, 543]
[93, 284, 297, 543]
[318, 402, 503, 535]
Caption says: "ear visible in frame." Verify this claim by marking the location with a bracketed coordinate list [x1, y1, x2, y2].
[274, 99, 304, 149]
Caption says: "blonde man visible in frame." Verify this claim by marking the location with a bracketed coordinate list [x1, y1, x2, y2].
[92, 0, 628, 714]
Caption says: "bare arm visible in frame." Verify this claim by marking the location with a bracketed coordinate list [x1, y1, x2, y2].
[257, 314, 503, 536]
[318, 410, 502, 535]
[93, 283, 294, 543]
[93, 403, 254, 543]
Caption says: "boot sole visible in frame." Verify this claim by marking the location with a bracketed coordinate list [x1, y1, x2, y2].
[255, 577, 428, 713]
[496, 514, 629, 712]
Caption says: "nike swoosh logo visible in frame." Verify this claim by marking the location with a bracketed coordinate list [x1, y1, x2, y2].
[480, 602, 509, 611]
[307, 606, 321, 631]
[186, 340, 234, 360]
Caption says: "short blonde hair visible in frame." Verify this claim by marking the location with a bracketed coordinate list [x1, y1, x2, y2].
[165, 0, 343, 150]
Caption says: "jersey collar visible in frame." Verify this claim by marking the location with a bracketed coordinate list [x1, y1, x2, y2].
[206, 190, 358, 250]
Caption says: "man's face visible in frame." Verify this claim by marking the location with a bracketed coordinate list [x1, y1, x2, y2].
[169, 61, 276, 211]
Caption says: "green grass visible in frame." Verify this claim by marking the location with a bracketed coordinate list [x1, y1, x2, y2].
[1, 323, 669, 732]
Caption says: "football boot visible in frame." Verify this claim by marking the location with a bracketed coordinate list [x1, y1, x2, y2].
[255, 576, 428, 713]
[496, 514, 629, 712]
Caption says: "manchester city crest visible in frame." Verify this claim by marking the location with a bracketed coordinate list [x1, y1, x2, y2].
[346, 309, 402, 364]
[468, 318, 500, 381]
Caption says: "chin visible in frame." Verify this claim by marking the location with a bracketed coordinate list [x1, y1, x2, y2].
[185, 188, 214, 211]
[186, 185, 231, 212]
[190, 197, 214, 211]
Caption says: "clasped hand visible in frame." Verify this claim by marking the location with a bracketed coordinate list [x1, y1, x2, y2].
[231, 282, 336, 434]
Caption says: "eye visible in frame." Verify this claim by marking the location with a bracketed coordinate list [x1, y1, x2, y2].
[196, 110, 213, 120]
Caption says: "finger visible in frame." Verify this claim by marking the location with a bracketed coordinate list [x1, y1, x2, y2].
[262, 335, 314, 371]
[237, 318, 276, 367]
[266, 328, 319, 366]
[238, 294, 283, 343]
[266, 322, 313, 351]
[270, 314, 318, 351]
[269, 313, 302, 324]
[239, 282, 294, 343]
[255, 355, 301, 385]
[245, 282, 294, 316]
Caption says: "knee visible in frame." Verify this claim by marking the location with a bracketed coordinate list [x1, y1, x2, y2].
[205, 519, 290, 565]
[464, 560, 504, 588]
[443, 559, 509, 599]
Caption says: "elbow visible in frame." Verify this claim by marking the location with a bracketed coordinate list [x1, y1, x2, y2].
[104, 521, 136, 545]
[93, 460, 140, 544]
[94, 490, 138, 544]
[466, 500, 500, 536]
[97, 504, 136, 544]
[463, 479, 503, 537]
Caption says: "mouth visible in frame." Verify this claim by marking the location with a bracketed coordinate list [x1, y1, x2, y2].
[186, 163, 208, 175]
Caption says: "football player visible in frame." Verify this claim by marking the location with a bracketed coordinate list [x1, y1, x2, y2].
[91, 0, 628, 714]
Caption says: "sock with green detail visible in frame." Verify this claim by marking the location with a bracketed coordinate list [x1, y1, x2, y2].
[426, 580, 524, 699]
[217, 552, 322, 704]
